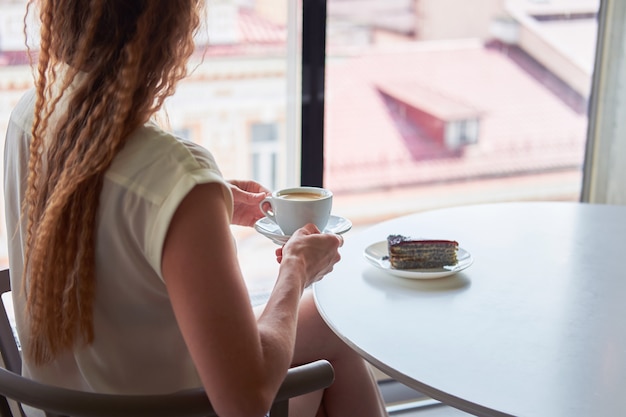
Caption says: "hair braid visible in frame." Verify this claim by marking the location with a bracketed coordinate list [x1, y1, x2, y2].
[23, 0, 202, 365]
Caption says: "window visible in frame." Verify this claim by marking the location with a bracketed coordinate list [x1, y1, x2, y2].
[446, 119, 479, 148]
[251, 122, 279, 190]
[323, 0, 599, 225]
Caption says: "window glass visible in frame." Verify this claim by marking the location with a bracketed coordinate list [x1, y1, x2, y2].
[324, 0, 599, 229]
[251, 123, 280, 190]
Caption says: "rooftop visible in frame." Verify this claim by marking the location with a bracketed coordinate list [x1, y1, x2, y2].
[324, 39, 588, 193]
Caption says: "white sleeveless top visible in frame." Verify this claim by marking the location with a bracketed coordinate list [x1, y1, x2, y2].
[4, 87, 233, 395]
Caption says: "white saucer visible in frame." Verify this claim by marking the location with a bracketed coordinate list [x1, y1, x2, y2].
[364, 241, 473, 279]
[255, 215, 352, 245]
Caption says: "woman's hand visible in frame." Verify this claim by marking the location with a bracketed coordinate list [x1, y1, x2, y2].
[228, 180, 270, 227]
[275, 224, 343, 288]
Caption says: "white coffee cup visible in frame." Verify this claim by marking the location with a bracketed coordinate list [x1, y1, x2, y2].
[259, 186, 333, 235]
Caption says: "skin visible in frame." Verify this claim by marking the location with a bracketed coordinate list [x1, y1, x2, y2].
[162, 180, 387, 417]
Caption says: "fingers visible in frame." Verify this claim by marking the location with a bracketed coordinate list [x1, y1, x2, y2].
[297, 223, 321, 234]
[275, 247, 283, 264]
[229, 179, 271, 194]
[233, 187, 268, 205]
[290, 225, 343, 250]
[277, 227, 344, 287]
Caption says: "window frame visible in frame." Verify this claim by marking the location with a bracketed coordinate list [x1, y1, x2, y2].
[582, 0, 626, 204]
[300, 0, 327, 187]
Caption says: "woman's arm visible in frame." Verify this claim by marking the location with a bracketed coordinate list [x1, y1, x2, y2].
[161, 182, 341, 417]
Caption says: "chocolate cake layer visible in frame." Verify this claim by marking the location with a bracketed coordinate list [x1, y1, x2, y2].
[387, 234, 458, 269]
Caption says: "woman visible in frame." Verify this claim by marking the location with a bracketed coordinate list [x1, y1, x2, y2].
[3, 1, 387, 417]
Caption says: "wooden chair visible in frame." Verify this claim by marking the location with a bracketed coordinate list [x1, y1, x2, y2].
[0, 269, 334, 417]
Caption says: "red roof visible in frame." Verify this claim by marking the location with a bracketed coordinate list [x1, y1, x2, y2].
[324, 40, 588, 193]
[197, 7, 287, 58]
[238, 7, 286, 44]
[377, 79, 482, 121]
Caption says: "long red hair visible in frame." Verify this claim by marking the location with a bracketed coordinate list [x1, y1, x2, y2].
[23, 0, 201, 365]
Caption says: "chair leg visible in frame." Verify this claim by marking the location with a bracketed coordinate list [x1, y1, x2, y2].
[0, 398, 12, 417]
[268, 399, 288, 417]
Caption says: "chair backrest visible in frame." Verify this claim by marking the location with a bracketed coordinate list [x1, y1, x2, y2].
[0, 360, 335, 417]
[0, 269, 334, 417]
[0, 269, 24, 417]
[0, 269, 20, 375]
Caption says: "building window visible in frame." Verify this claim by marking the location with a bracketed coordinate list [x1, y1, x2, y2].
[251, 122, 279, 191]
[445, 118, 479, 149]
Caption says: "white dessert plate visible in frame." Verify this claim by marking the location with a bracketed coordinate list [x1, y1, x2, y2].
[255, 215, 352, 245]
[363, 240, 473, 279]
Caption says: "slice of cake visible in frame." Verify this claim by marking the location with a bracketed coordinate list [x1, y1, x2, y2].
[387, 234, 459, 269]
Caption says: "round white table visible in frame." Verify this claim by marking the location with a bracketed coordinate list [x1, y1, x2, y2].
[313, 202, 626, 417]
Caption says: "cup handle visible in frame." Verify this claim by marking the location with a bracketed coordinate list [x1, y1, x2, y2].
[259, 197, 277, 223]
